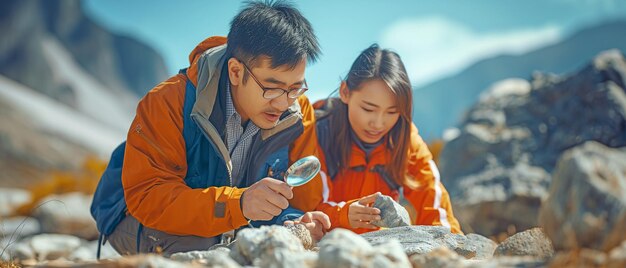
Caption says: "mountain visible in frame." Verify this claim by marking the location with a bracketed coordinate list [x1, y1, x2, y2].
[439, 49, 626, 236]
[412, 20, 626, 140]
[0, 0, 169, 187]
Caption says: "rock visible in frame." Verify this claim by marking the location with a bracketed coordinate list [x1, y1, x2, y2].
[494, 228, 554, 258]
[371, 194, 410, 228]
[318, 228, 410, 268]
[171, 248, 240, 267]
[69, 239, 120, 261]
[361, 226, 496, 259]
[317, 228, 373, 268]
[3, 234, 119, 262]
[32, 192, 98, 240]
[0, 216, 40, 238]
[0, 188, 31, 217]
[539, 142, 626, 251]
[284, 223, 314, 249]
[608, 240, 626, 268]
[410, 247, 465, 268]
[257, 249, 317, 268]
[1, 237, 33, 261]
[229, 225, 304, 266]
[440, 50, 626, 237]
[548, 249, 608, 268]
[465, 234, 498, 259]
[105, 254, 197, 268]
[31, 234, 82, 261]
[371, 239, 412, 268]
[466, 256, 547, 268]
[5, 233, 83, 261]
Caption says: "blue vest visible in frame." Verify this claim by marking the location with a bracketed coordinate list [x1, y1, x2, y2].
[91, 74, 298, 236]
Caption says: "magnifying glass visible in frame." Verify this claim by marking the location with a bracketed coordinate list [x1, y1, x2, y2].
[284, 155, 321, 187]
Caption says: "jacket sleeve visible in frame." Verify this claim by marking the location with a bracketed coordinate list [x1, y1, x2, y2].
[314, 168, 359, 231]
[404, 124, 463, 234]
[288, 95, 324, 213]
[122, 75, 248, 238]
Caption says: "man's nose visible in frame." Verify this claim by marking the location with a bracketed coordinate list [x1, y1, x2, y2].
[271, 93, 290, 111]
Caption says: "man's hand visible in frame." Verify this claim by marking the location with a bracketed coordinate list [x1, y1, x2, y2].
[241, 178, 293, 221]
[348, 192, 381, 229]
[285, 211, 331, 241]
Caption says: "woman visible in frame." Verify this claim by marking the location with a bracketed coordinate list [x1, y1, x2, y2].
[314, 44, 462, 234]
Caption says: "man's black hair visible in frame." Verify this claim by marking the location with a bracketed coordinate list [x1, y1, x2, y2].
[226, 0, 320, 70]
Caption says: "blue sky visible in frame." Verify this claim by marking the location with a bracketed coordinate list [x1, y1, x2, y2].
[84, 0, 626, 102]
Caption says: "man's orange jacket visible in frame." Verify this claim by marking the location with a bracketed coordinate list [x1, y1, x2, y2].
[91, 36, 322, 238]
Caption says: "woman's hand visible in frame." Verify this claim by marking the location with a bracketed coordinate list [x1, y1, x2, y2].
[348, 192, 382, 229]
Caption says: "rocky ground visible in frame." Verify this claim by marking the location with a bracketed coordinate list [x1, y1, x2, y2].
[2, 50, 626, 267]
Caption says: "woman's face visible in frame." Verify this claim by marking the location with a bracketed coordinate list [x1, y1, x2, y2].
[340, 79, 400, 144]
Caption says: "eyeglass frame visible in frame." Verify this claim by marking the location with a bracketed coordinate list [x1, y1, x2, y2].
[235, 58, 309, 100]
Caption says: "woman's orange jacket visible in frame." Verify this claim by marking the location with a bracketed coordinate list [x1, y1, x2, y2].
[314, 99, 462, 234]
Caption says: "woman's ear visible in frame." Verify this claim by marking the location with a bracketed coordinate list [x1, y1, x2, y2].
[339, 81, 350, 104]
[227, 58, 242, 86]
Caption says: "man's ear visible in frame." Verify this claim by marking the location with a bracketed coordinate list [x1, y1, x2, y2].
[339, 81, 350, 104]
[228, 58, 243, 86]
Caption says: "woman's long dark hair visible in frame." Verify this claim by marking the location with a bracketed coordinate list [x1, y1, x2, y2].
[327, 44, 415, 188]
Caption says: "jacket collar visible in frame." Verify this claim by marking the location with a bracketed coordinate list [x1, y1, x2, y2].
[347, 140, 388, 168]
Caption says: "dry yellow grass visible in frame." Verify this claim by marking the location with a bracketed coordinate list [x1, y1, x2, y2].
[14, 156, 107, 216]
[427, 139, 445, 166]
[0, 260, 21, 268]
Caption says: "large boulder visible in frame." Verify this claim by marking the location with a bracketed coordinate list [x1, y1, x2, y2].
[440, 50, 626, 236]
[539, 142, 626, 252]
[361, 226, 497, 259]
[229, 225, 305, 266]
[318, 228, 411, 268]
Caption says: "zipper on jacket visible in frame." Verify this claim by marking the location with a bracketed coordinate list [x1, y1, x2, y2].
[191, 114, 233, 187]
[134, 124, 182, 171]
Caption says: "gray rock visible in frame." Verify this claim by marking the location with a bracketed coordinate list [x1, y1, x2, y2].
[0, 216, 40, 239]
[284, 223, 314, 249]
[361, 226, 496, 259]
[539, 142, 626, 252]
[171, 248, 240, 267]
[229, 225, 304, 266]
[465, 256, 547, 268]
[371, 194, 411, 228]
[466, 233, 498, 259]
[371, 239, 412, 268]
[440, 50, 626, 237]
[33, 192, 98, 240]
[608, 240, 626, 268]
[106, 254, 195, 268]
[318, 229, 410, 268]
[318, 229, 374, 268]
[494, 228, 554, 258]
[549, 249, 608, 268]
[0, 188, 31, 217]
[1, 237, 33, 261]
[410, 247, 465, 268]
[69, 239, 120, 261]
[6, 233, 84, 261]
[257, 249, 317, 268]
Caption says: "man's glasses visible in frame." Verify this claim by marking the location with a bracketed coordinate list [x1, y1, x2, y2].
[237, 59, 308, 100]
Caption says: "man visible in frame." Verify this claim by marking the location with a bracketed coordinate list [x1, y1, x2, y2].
[90, 1, 328, 256]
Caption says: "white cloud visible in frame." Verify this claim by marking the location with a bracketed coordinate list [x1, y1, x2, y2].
[380, 17, 563, 87]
